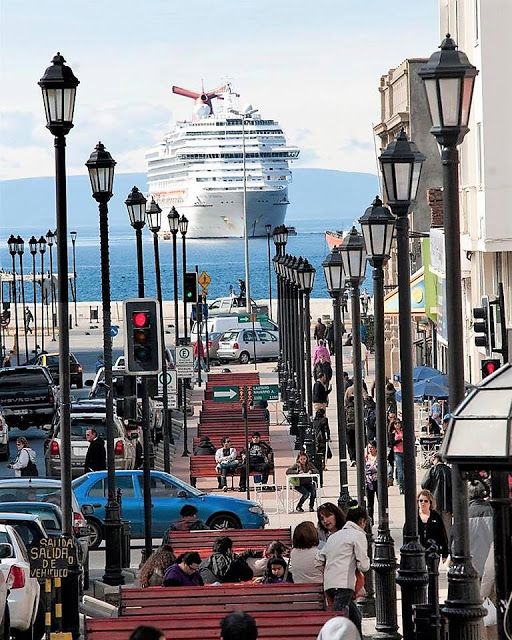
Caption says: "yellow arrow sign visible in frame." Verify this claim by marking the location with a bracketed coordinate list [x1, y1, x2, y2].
[198, 271, 211, 287]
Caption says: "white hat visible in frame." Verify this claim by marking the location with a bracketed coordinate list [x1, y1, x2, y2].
[316, 616, 360, 640]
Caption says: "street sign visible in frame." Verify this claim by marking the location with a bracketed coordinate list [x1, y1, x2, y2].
[110, 325, 119, 337]
[29, 537, 78, 579]
[238, 315, 250, 323]
[213, 386, 240, 402]
[176, 345, 194, 378]
[256, 314, 268, 322]
[238, 314, 268, 324]
[252, 384, 279, 402]
[198, 271, 211, 290]
[158, 369, 177, 395]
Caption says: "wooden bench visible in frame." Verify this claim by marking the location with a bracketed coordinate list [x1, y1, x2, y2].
[193, 435, 259, 451]
[87, 610, 334, 640]
[167, 527, 292, 556]
[119, 583, 326, 617]
[189, 455, 275, 488]
[196, 425, 270, 440]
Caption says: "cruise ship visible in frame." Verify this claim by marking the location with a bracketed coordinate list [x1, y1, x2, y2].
[146, 83, 299, 238]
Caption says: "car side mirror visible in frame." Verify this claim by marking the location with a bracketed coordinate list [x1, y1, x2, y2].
[84, 379, 94, 387]
[0, 543, 13, 559]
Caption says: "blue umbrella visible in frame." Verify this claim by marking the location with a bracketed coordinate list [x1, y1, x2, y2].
[394, 365, 442, 383]
[396, 377, 449, 403]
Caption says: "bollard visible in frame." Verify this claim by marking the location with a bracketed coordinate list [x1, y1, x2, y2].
[121, 520, 132, 568]
[414, 541, 443, 640]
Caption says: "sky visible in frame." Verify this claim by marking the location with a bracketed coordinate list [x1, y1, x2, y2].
[0, 0, 439, 182]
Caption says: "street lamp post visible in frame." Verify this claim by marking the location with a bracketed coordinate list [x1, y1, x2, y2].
[16, 236, 29, 363]
[322, 246, 352, 512]
[86, 141, 124, 586]
[39, 51, 80, 635]
[179, 214, 190, 457]
[379, 129, 428, 637]
[265, 224, 273, 319]
[147, 197, 174, 471]
[38, 237, 47, 354]
[297, 259, 315, 418]
[29, 237, 38, 356]
[125, 186, 154, 560]
[359, 196, 400, 638]
[272, 225, 288, 397]
[292, 257, 305, 406]
[168, 207, 181, 413]
[7, 236, 20, 365]
[70, 230, 78, 326]
[419, 34, 484, 638]
[339, 226, 376, 618]
[46, 229, 56, 341]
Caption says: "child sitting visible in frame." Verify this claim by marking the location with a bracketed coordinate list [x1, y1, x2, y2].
[261, 556, 293, 584]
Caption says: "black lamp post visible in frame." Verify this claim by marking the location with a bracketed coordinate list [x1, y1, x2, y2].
[29, 237, 38, 356]
[39, 51, 80, 636]
[7, 236, 20, 365]
[419, 34, 484, 637]
[168, 207, 181, 412]
[265, 224, 273, 319]
[86, 141, 124, 586]
[322, 246, 352, 512]
[339, 226, 376, 618]
[297, 258, 315, 417]
[272, 225, 288, 394]
[125, 186, 153, 560]
[16, 236, 29, 363]
[38, 236, 46, 354]
[70, 230, 78, 326]
[46, 229, 56, 341]
[147, 197, 174, 470]
[179, 214, 190, 457]
[359, 196, 400, 638]
[379, 129, 428, 637]
[292, 257, 305, 405]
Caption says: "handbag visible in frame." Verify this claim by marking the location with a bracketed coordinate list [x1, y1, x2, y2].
[326, 445, 333, 459]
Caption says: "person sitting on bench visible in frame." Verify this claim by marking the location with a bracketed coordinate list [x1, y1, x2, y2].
[162, 504, 208, 544]
[238, 432, 273, 492]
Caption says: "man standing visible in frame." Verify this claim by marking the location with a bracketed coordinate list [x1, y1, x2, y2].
[313, 318, 326, 343]
[315, 506, 370, 634]
[238, 432, 273, 492]
[421, 452, 453, 539]
[24, 307, 33, 334]
[312, 372, 330, 413]
[84, 428, 106, 473]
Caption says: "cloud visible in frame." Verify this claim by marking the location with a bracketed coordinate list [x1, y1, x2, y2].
[342, 138, 374, 153]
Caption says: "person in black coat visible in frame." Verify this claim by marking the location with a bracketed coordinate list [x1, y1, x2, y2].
[313, 357, 333, 382]
[416, 489, 449, 560]
[421, 453, 453, 539]
[84, 428, 106, 473]
[312, 373, 330, 410]
[193, 436, 216, 455]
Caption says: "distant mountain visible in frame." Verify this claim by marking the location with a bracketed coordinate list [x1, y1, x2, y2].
[0, 168, 378, 230]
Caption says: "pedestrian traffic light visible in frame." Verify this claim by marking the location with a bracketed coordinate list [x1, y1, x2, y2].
[123, 299, 161, 375]
[473, 296, 493, 353]
[184, 272, 198, 304]
[481, 358, 500, 379]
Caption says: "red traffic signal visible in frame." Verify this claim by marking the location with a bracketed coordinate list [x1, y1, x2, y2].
[123, 299, 161, 375]
[481, 358, 500, 379]
[132, 311, 150, 328]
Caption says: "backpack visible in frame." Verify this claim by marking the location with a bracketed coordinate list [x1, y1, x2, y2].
[346, 404, 355, 427]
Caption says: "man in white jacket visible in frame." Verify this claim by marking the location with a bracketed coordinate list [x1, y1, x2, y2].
[215, 437, 238, 491]
[316, 505, 369, 634]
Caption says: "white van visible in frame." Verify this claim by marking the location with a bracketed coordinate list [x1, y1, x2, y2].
[191, 314, 278, 343]
[208, 296, 257, 315]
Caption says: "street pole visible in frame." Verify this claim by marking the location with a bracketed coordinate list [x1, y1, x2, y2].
[17, 240, 29, 363]
[303, 290, 313, 417]
[265, 224, 272, 319]
[7, 241, 20, 365]
[71, 231, 77, 326]
[39, 239, 46, 355]
[241, 115, 250, 312]
[350, 284, 365, 506]
[180, 220, 190, 457]
[47, 232, 56, 342]
[29, 239, 38, 355]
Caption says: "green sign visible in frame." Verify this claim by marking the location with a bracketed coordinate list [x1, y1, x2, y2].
[212, 386, 240, 402]
[237, 314, 268, 323]
[256, 314, 268, 322]
[252, 384, 279, 402]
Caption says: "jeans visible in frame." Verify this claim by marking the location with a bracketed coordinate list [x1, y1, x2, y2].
[217, 461, 239, 487]
[394, 451, 404, 492]
[239, 460, 269, 488]
[366, 480, 378, 523]
[325, 588, 362, 634]
[295, 482, 316, 509]
[346, 428, 356, 462]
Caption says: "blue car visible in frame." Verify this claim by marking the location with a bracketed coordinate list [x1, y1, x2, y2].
[72, 470, 268, 548]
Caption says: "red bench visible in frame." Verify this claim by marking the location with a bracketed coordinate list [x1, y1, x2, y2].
[87, 611, 334, 640]
[196, 425, 270, 440]
[189, 455, 275, 488]
[167, 527, 291, 557]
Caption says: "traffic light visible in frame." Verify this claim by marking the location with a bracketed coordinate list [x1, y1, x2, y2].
[473, 296, 494, 353]
[481, 358, 500, 379]
[184, 272, 198, 304]
[123, 299, 161, 375]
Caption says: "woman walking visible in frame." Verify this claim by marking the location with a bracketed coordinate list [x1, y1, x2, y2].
[417, 489, 449, 561]
[9, 437, 38, 477]
[365, 441, 378, 523]
[390, 420, 404, 494]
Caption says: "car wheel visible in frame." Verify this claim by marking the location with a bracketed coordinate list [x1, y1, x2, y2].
[87, 519, 104, 550]
[239, 351, 250, 365]
[207, 513, 241, 530]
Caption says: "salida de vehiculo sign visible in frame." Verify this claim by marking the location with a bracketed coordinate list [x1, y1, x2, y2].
[29, 537, 78, 579]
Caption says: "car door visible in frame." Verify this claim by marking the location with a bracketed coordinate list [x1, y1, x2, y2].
[258, 330, 279, 359]
[86, 474, 142, 537]
[136, 473, 191, 539]
[242, 330, 257, 359]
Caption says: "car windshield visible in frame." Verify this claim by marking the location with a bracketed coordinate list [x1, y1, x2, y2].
[0, 532, 11, 546]
[0, 485, 72, 509]
[0, 505, 61, 532]
[220, 331, 239, 342]
[45, 356, 60, 367]
[0, 520, 43, 548]
[0, 370, 49, 388]
[70, 418, 108, 440]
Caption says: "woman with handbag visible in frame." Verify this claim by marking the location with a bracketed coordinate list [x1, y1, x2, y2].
[9, 437, 38, 477]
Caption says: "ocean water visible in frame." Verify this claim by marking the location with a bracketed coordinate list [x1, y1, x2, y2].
[0, 218, 372, 302]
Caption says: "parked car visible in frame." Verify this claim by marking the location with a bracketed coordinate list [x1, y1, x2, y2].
[72, 470, 268, 549]
[191, 315, 277, 345]
[0, 558, 8, 640]
[44, 403, 137, 478]
[207, 296, 258, 315]
[0, 523, 40, 640]
[0, 502, 90, 591]
[0, 410, 9, 462]
[217, 328, 280, 364]
[0, 366, 57, 430]
[34, 353, 83, 388]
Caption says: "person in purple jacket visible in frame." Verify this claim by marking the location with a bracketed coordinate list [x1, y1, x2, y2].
[162, 552, 204, 587]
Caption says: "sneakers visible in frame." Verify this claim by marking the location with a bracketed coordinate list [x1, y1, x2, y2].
[223, 486, 228, 492]
[295, 506, 304, 513]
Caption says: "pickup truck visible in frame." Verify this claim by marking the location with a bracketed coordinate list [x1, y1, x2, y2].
[0, 366, 57, 430]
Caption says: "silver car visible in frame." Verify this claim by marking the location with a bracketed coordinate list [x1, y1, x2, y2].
[217, 328, 280, 364]
[44, 404, 136, 478]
